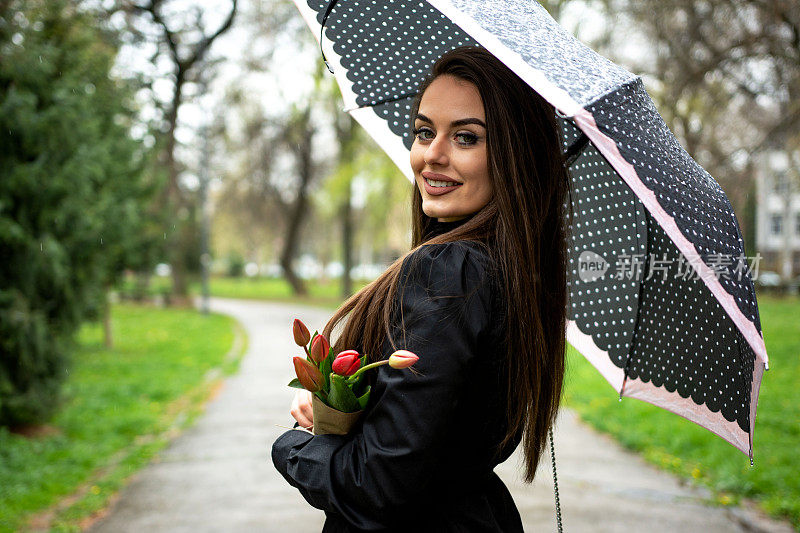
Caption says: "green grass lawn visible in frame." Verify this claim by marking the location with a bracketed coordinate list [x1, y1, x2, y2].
[113, 275, 798, 528]
[0, 303, 245, 533]
[197, 276, 369, 309]
[116, 273, 368, 310]
[563, 293, 799, 529]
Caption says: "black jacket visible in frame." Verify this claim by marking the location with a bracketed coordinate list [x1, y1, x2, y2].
[271, 225, 523, 532]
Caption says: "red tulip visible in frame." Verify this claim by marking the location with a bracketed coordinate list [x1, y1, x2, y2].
[310, 334, 330, 364]
[332, 350, 361, 376]
[293, 356, 323, 392]
[388, 350, 419, 369]
[293, 319, 310, 347]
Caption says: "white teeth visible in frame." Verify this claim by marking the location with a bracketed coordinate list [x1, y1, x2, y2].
[425, 178, 461, 188]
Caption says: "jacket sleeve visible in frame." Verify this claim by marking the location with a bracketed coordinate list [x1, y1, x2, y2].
[271, 241, 494, 530]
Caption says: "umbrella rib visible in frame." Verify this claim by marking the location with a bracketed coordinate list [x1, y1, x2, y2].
[735, 331, 755, 465]
[317, 0, 419, 111]
[319, 0, 341, 74]
[564, 132, 590, 166]
[620, 204, 650, 400]
[343, 91, 419, 113]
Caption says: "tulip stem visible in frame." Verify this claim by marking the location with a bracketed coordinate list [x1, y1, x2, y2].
[346, 360, 389, 383]
[314, 389, 328, 402]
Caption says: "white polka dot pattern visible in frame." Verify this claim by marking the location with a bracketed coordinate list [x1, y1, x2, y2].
[559, 117, 584, 151]
[586, 78, 762, 330]
[310, 0, 479, 149]
[563, 118, 756, 432]
[564, 139, 647, 371]
[301, 0, 765, 447]
[628, 216, 754, 431]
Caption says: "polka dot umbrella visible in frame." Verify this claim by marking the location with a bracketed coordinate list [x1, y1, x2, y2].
[290, 0, 770, 462]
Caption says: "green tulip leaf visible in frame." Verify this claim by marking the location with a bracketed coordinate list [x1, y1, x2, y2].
[321, 357, 333, 394]
[356, 385, 371, 410]
[328, 374, 361, 413]
[288, 378, 304, 389]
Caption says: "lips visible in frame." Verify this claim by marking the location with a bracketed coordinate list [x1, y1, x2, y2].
[422, 171, 461, 184]
[421, 172, 463, 196]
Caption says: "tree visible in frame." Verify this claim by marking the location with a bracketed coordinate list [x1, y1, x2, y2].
[0, 0, 151, 425]
[116, 0, 238, 305]
[211, 74, 329, 295]
[211, 0, 412, 293]
[316, 110, 411, 294]
[329, 87, 358, 297]
[596, 0, 800, 255]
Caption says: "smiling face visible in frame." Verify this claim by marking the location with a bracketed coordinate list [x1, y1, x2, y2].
[410, 74, 492, 222]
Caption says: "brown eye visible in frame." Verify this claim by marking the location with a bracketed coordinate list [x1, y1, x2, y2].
[455, 132, 478, 145]
[412, 127, 434, 141]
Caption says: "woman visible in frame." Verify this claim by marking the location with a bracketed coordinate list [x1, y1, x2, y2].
[272, 45, 572, 532]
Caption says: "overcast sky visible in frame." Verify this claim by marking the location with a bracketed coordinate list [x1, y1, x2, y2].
[111, 0, 653, 199]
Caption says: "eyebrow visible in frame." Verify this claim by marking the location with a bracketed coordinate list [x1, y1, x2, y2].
[414, 113, 486, 128]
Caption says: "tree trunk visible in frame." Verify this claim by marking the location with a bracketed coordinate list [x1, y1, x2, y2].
[166, 69, 191, 306]
[335, 117, 357, 299]
[134, 0, 239, 307]
[280, 109, 315, 296]
[280, 186, 309, 296]
[341, 182, 353, 297]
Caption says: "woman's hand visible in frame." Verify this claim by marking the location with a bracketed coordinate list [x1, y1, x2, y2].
[291, 389, 314, 430]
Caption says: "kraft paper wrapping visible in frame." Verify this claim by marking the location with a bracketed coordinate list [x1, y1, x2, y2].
[312, 394, 363, 436]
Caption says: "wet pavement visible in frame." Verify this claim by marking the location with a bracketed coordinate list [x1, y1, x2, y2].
[89, 297, 793, 533]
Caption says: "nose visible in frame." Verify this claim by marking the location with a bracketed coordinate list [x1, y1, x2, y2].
[423, 135, 448, 166]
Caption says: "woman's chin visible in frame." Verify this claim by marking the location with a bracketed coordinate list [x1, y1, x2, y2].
[422, 201, 453, 220]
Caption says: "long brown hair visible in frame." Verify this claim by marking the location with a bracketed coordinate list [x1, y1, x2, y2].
[322, 46, 572, 483]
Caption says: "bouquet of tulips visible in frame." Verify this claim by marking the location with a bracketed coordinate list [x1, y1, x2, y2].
[289, 318, 419, 435]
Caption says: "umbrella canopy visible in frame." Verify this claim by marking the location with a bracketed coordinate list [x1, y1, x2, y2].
[291, 0, 770, 460]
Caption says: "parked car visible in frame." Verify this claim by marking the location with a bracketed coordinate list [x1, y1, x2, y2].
[155, 263, 171, 277]
[244, 262, 260, 277]
[260, 263, 283, 278]
[325, 261, 344, 278]
[297, 255, 324, 280]
[755, 271, 781, 288]
[350, 263, 389, 280]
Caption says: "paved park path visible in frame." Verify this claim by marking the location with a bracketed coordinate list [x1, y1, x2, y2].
[89, 297, 793, 533]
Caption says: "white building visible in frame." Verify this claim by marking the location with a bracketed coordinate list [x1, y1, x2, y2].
[755, 150, 800, 279]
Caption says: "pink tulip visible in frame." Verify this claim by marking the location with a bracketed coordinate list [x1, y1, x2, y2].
[293, 356, 323, 392]
[388, 350, 419, 369]
[310, 334, 330, 364]
[293, 319, 311, 347]
[332, 350, 361, 376]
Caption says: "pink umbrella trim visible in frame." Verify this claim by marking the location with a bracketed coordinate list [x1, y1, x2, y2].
[571, 108, 769, 371]
[568, 289, 765, 458]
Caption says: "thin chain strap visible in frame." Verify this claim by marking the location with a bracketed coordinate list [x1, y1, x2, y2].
[549, 426, 563, 532]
